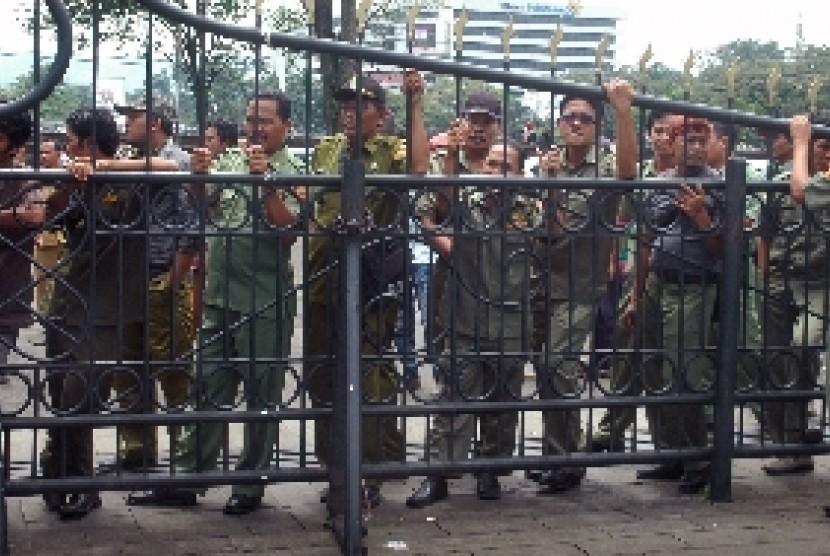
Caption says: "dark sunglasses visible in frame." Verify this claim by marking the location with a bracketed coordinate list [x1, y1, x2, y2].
[560, 112, 596, 125]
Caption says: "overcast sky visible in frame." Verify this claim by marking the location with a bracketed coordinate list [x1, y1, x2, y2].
[609, 0, 828, 68]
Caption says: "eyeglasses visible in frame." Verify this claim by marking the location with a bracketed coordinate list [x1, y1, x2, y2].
[560, 112, 596, 125]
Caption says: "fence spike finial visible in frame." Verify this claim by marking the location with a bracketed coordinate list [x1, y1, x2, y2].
[683, 49, 695, 95]
[726, 61, 739, 99]
[407, 0, 421, 42]
[595, 34, 610, 73]
[638, 43, 653, 86]
[502, 16, 515, 63]
[808, 76, 822, 114]
[356, 0, 375, 35]
[767, 65, 782, 107]
[550, 25, 564, 68]
[454, 8, 468, 52]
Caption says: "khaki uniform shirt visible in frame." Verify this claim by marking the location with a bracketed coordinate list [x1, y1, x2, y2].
[762, 168, 830, 282]
[307, 134, 406, 305]
[538, 148, 618, 302]
[203, 148, 301, 320]
[416, 186, 540, 339]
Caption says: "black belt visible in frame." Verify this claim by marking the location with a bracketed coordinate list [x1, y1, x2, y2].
[655, 268, 720, 285]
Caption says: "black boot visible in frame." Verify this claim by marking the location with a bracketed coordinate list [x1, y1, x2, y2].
[405, 477, 448, 509]
[635, 462, 684, 481]
[677, 468, 710, 495]
[537, 468, 583, 494]
[59, 492, 101, 520]
[126, 488, 198, 507]
[476, 473, 501, 500]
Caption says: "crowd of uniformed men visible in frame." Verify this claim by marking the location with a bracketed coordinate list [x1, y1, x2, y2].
[1, 67, 830, 523]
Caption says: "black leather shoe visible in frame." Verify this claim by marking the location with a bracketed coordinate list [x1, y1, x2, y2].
[59, 492, 101, 520]
[804, 428, 823, 444]
[126, 488, 198, 507]
[43, 492, 65, 512]
[476, 473, 501, 500]
[320, 485, 381, 509]
[537, 468, 583, 494]
[677, 469, 709, 495]
[363, 485, 382, 509]
[406, 477, 448, 509]
[223, 494, 262, 515]
[636, 462, 684, 481]
[590, 434, 625, 453]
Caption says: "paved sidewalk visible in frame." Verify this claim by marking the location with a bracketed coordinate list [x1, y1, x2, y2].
[4, 318, 830, 555]
[8, 458, 830, 555]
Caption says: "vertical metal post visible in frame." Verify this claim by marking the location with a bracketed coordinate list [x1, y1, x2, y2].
[341, 160, 366, 554]
[711, 157, 745, 501]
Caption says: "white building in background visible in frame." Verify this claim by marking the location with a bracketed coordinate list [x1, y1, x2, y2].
[454, 1, 622, 75]
[356, 1, 622, 119]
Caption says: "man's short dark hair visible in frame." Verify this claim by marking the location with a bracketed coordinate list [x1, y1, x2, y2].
[248, 91, 292, 121]
[558, 95, 600, 117]
[207, 120, 239, 147]
[647, 110, 671, 131]
[810, 110, 830, 129]
[153, 113, 174, 137]
[66, 107, 120, 158]
[0, 100, 32, 151]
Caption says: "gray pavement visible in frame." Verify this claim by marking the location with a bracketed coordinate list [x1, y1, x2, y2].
[4, 318, 830, 555]
[9, 456, 830, 555]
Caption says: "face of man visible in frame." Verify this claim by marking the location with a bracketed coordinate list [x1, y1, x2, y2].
[205, 126, 226, 159]
[672, 126, 710, 172]
[339, 99, 385, 141]
[484, 143, 520, 176]
[245, 98, 290, 155]
[813, 138, 830, 173]
[649, 117, 674, 157]
[65, 129, 91, 159]
[771, 133, 793, 163]
[706, 133, 728, 169]
[0, 131, 11, 164]
[123, 110, 151, 146]
[40, 141, 59, 168]
[464, 112, 501, 153]
[558, 99, 597, 148]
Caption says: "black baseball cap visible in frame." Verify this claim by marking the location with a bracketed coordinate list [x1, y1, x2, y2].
[114, 94, 177, 120]
[334, 76, 386, 108]
[463, 92, 501, 119]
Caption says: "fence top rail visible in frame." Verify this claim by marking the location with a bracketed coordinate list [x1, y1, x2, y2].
[0, 169, 785, 192]
[0, 0, 72, 118]
[134, 0, 828, 139]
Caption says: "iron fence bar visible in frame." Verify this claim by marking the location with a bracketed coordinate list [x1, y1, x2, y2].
[340, 157, 366, 553]
[0, 391, 715, 429]
[135, 0, 829, 138]
[0, 171, 764, 190]
[710, 157, 746, 501]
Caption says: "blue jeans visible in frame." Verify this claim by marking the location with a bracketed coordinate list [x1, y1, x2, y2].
[394, 263, 433, 381]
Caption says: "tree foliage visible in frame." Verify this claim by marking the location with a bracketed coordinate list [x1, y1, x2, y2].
[26, 0, 308, 127]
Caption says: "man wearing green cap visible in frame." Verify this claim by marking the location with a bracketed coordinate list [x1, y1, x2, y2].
[307, 71, 428, 511]
[108, 95, 197, 470]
